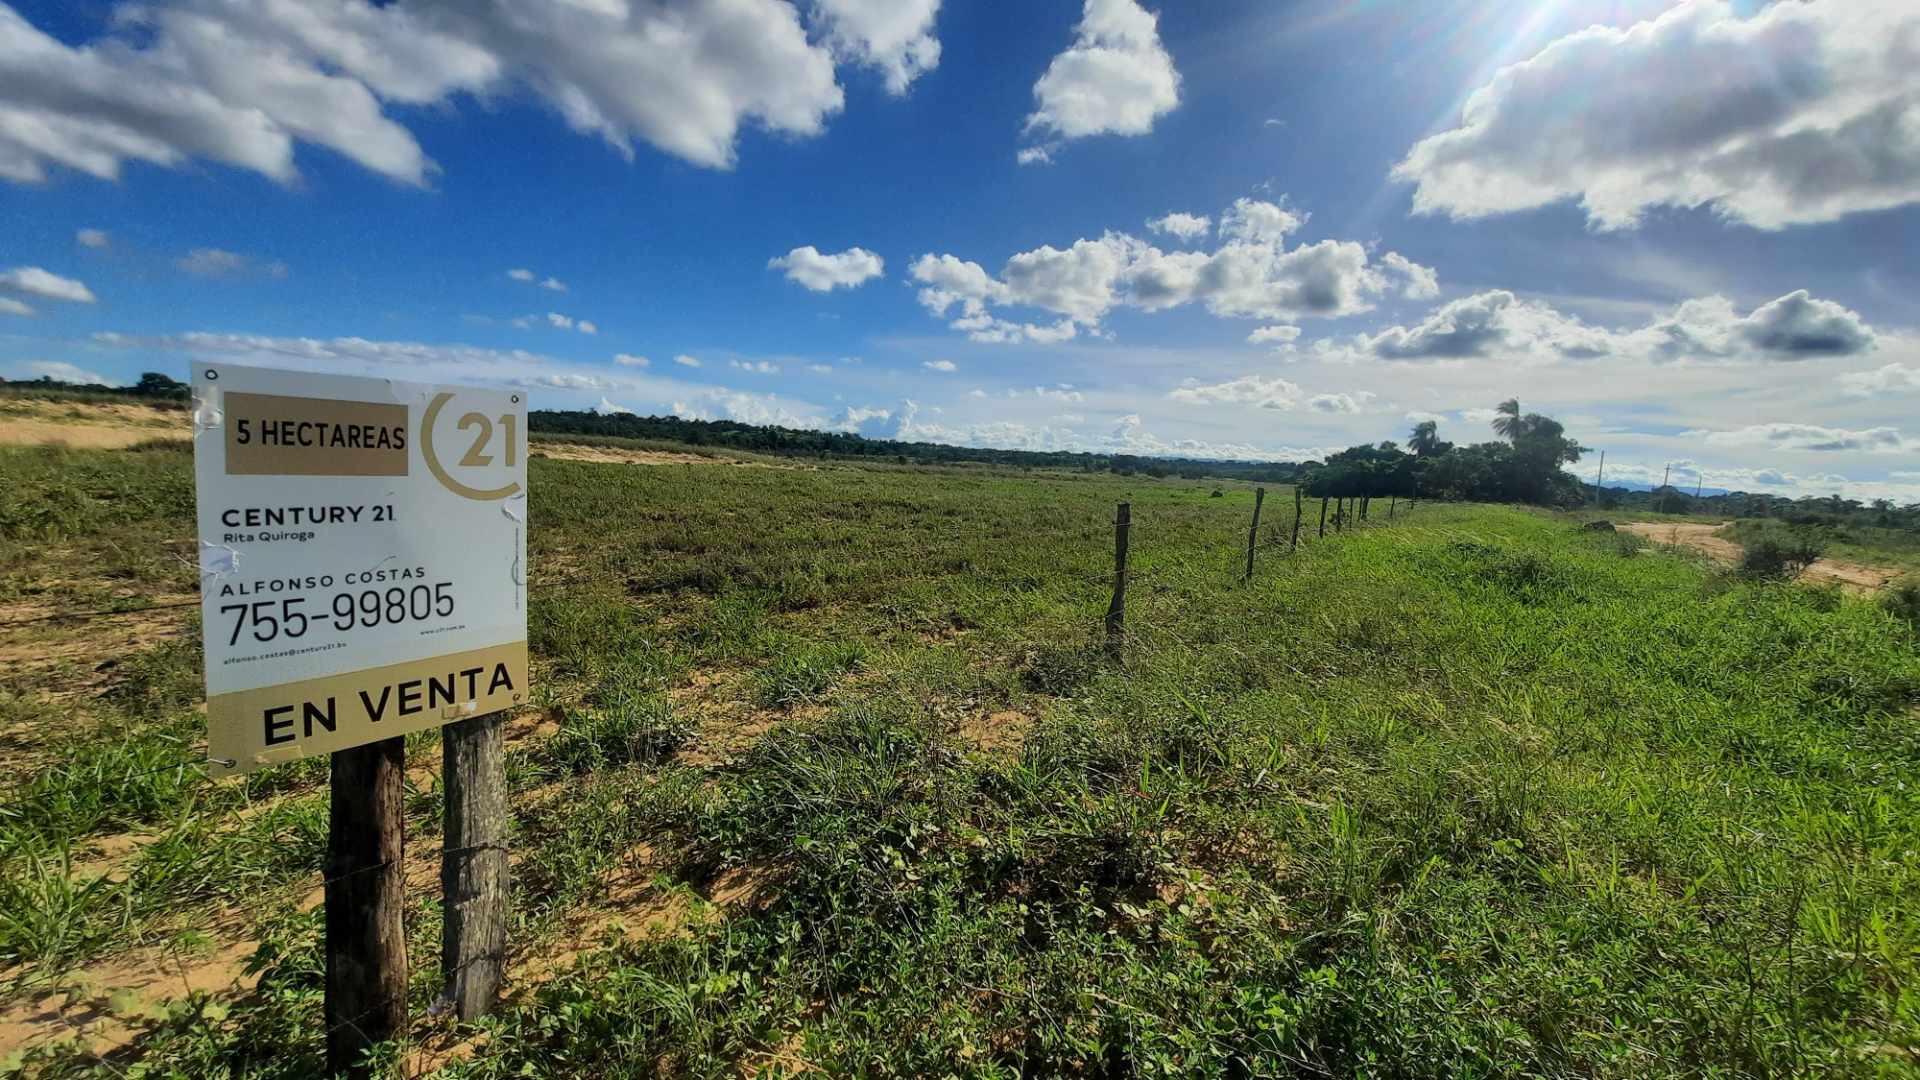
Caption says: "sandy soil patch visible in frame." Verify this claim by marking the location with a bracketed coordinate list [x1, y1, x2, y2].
[0, 400, 188, 449]
[1619, 521, 1900, 593]
[532, 442, 806, 470]
[0, 933, 257, 1063]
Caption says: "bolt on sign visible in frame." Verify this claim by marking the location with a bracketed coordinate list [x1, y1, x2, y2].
[191, 364, 528, 775]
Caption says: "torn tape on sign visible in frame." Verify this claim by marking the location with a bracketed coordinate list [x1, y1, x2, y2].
[191, 385, 223, 434]
[199, 541, 242, 580]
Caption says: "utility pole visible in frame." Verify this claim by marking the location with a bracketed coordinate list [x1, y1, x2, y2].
[1593, 450, 1605, 504]
[1661, 463, 1671, 492]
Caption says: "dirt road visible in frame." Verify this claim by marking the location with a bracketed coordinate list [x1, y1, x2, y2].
[1618, 520, 1899, 592]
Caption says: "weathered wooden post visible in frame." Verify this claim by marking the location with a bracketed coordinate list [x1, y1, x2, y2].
[1290, 487, 1304, 552]
[1389, 494, 1397, 520]
[441, 712, 508, 1019]
[327, 738, 408, 1079]
[1244, 487, 1265, 581]
[1105, 502, 1130, 659]
[1318, 496, 1328, 538]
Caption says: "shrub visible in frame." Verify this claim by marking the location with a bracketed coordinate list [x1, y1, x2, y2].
[1884, 577, 1920, 631]
[1739, 538, 1824, 581]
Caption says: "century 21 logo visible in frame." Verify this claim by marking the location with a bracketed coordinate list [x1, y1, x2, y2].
[421, 392, 523, 501]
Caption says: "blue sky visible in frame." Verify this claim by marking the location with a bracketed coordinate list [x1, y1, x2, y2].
[3, 0, 1918, 500]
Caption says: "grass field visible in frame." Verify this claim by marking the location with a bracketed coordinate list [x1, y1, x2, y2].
[2, 441, 1918, 1077]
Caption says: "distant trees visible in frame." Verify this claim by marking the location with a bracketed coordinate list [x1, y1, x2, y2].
[1302, 400, 1590, 507]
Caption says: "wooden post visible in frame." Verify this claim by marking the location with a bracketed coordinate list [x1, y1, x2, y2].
[441, 712, 508, 1020]
[1389, 494, 1396, 520]
[1105, 502, 1129, 659]
[1290, 487, 1303, 552]
[1593, 449, 1605, 504]
[1244, 487, 1265, 581]
[327, 738, 408, 1080]
[1318, 496, 1328, 538]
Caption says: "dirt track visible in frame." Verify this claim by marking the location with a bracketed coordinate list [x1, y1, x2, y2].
[1618, 521, 1899, 592]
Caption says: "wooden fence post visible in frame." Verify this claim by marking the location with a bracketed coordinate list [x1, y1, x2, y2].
[326, 738, 408, 1080]
[442, 712, 509, 1020]
[1318, 496, 1328, 538]
[1105, 502, 1129, 659]
[1389, 494, 1397, 520]
[1244, 487, 1265, 581]
[1290, 487, 1303, 552]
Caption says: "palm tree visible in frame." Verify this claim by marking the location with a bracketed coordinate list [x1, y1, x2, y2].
[1408, 420, 1441, 456]
[1491, 398, 1526, 442]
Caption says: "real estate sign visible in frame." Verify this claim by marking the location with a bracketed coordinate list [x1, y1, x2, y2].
[191, 363, 528, 775]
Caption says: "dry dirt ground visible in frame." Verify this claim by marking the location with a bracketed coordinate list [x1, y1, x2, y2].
[0, 400, 189, 449]
[1618, 521, 1899, 592]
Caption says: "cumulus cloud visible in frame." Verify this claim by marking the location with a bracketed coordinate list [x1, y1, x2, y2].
[1247, 325, 1300, 345]
[177, 248, 288, 279]
[1146, 212, 1210, 241]
[596, 396, 633, 415]
[18, 359, 110, 384]
[506, 268, 534, 282]
[910, 196, 1432, 341]
[672, 387, 820, 428]
[577, 320, 597, 335]
[546, 312, 574, 330]
[1685, 423, 1913, 454]
[1308, 391, 1375, 414]
[813, 0, 941, 95]
[614, 353, 649, 367]
[1168, 374, 1300, 410]
[922, 358, 956, 372]
[728, 358, 779, 374]
[1841, 362, 1920, 396]
[75, 228, 108, 249]
[0, 265, 96, 304]
[0, 0, 910, 185]
[1392, 0, 1920, 230]
[769, 245, 885, 291]
[1352, 288, 1874, 364]
[673, 354, 701, 368]
[0, 297, 30, 316]
[541, 276, 567, 293]
[1025, 0, 1180, 145]
[1015, 144, 1056, 167]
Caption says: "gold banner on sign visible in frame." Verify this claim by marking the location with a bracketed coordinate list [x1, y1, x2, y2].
[224, 392, 410, 477]
[207, 641, 527, 775]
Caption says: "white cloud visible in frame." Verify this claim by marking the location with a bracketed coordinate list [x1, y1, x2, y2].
[673, 354, 701, 368]
[17, 359, 110, 384]
[922, 358, 957, 372]
[1684, 423, 1914, 454]
[507, 268, 535, 282]
[0, 0, 872, 185]
[596, 396, 633, 415]
[672, 387, 820, 427]
[1308, 391, 1375, 415]
[177, 248, 287, 279]
[577, 320, 597, 335]
[1382, 252, 1439, 300]
[768, 245, 885, 291]
[1146, 212, 1210, 241]
[1168, 374, 1300, 410]
[75, 228, 108, 249]
[1404, 410, 1444, 424]
[1841, 362, 1920, 397]
[910, 196, 1429, 340]
[1015, 144, 1056, 167]
[1351, 288, 1874, 364]
[728, 358, 779, 374]
[1025, 0, 1180, 144]
[1247, 325, 1300, 345]
[547, 312, 574, 330]
[0, 265, 97, 303]
[614, 353, 649, 367]
[807, 363, 833, 374]
[1392, 0, 1920, 230]
[813, 0, 941, 95]
[0, 297, 31, 316]
[541, 276, 567, 293]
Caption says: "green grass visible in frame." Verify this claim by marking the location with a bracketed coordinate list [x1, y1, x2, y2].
[1722, 517, 1920, 575]
[3, 447, 1918, 1077]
